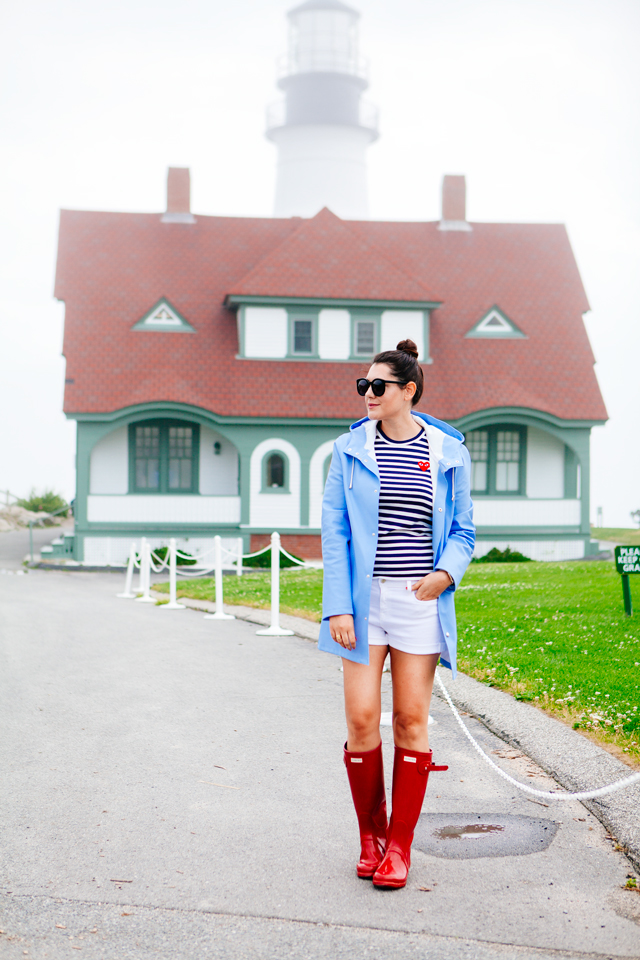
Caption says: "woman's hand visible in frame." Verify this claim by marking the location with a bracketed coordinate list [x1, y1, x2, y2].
[411, 569, 453, 601]
[329, 614, 356, 651]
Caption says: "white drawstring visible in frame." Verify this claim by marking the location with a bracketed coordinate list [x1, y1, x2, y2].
[349, 457, 355, 489]
[452, 468, 455, 502]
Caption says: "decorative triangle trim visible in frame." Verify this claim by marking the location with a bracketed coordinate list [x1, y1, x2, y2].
[132, 298, 195, 333]
[465, 306, 526, 339]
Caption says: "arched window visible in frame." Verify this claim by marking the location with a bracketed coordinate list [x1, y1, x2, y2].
[266, 453, 285, 489]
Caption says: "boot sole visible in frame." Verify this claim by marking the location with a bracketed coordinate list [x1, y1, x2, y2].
[372, 878, 407, 889]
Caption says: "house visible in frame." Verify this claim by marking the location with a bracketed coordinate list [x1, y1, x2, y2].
[53, 170, 607, 564]
[50, 0, 607, 565]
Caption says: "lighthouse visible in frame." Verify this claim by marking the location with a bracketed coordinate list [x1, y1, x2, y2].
[266, 0, 379, 220]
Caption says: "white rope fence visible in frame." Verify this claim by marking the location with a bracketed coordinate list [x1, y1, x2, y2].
[116, 543, 640, 801]
[116, 531, 306, 635]
[435, 670, 640, 801]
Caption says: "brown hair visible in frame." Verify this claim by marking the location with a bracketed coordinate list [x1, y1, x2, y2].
[373, 339, 423, 406]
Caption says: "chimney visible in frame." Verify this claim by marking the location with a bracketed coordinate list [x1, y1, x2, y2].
[162, 167, 196, 223]
[438, 175, 472, 232]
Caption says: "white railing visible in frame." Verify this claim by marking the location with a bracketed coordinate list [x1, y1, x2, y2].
[116, 532, 306, 636]
[265, 97, 378, 137]
[115, 534, 640, 802]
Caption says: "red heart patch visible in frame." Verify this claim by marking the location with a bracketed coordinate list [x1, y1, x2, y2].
[418, 461, 430, 471]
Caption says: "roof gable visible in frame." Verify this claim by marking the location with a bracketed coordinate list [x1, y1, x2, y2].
[465, 305, 526, 339]
[132, 297, 195, 332]
[227, 207, 440, 305]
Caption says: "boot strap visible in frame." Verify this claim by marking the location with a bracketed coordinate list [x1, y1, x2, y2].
[417, 760, 449, 774]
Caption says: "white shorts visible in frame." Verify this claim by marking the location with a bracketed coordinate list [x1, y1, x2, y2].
[367, 577, 447, 656]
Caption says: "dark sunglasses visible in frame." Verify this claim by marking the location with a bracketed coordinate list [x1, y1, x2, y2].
[356, 378, 408, 397]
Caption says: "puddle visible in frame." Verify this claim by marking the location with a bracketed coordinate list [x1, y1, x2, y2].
[434, 823, 505, 840]
[413, 813, 559, 859]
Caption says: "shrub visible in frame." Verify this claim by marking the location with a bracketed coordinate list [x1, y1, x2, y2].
[244, 549, 304, 569]
[473, 546, 531, 564]
[150, 545, 197, 566]
[17, 489, 69, 517]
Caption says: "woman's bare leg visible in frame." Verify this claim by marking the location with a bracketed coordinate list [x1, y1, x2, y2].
[389, 649, 440, 751]
[342, 646, 389, 751]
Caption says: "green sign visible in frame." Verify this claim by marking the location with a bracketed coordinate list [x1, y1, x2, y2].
[615, 545, 640, 574]
[614, 546, 639, 616]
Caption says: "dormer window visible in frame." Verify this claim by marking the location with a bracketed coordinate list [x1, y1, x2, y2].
[465, 306, 526, 339]
[234, 302, 433, 361]
[132, 297, 195, 333]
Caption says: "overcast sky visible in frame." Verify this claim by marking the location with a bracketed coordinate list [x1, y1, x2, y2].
[1, 0, 638, 527]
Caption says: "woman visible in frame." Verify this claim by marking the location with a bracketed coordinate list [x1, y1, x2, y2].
[319, 339, 475, 889]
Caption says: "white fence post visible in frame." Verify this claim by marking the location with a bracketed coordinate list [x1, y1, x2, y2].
[135, 538, 155, 603]
[236, 537, 243, 577]
[256, 532, 294, 636]
[204, 535, 235, 620]
[164, 538, 185, 610]
[116, 542, 137, 598]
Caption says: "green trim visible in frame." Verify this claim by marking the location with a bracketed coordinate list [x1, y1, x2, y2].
[451, 407, 606, 432]
[227, 295, 442, 310]
[261, 449, 290, 493]
[465, 305, 526, 340]
[67, 402, 353, 429]
[127, 419, 200, 494]
[132, 297, 196, 333]
[564, 445, 579, 499]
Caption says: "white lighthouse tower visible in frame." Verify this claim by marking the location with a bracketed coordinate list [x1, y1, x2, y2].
[266, 0, 379, 220]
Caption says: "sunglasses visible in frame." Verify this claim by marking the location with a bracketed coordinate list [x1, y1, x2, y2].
[356, 378, 408, 397]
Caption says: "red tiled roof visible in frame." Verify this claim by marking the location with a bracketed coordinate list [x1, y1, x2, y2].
[227, 207, 439, 303]
[55, 207, 607, 423]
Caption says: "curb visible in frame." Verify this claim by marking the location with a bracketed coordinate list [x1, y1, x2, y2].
[435, 673, 640, 873]
[150, 590, 640, 874]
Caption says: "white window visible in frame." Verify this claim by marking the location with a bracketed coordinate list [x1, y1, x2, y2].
[244, 307, 288, 358]
[380, 311, 425, 359]
[318, 309, 350, 359]
[496, 431, 521, 492]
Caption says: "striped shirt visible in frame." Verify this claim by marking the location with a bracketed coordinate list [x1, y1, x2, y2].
[373, 424, 434, 579]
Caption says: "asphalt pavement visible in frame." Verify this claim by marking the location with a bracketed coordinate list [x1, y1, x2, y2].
[1, 566, 639, 960]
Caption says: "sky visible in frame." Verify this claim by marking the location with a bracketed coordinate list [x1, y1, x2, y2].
[1, 0, 638, 527]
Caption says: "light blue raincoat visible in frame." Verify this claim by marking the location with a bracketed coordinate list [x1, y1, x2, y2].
[319, 412, 475, 677]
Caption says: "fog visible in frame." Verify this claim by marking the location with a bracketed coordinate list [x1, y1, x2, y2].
[1, 0, 638, 526]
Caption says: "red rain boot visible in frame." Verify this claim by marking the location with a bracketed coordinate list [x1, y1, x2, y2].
[343, 741, 388, 878]
[372, 746, 448, 889]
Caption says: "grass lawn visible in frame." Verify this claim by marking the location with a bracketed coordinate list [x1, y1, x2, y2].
[157, 561, 640, 764]
[591, 527, 640, 545]
[155, 569, 324, 623]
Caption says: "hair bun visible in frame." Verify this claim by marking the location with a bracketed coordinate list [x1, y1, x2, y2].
[396, 338, 419, 359]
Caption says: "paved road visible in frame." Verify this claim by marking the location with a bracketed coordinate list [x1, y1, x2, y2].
[0, 522, 72, 571]
[1, 570, 639, 959]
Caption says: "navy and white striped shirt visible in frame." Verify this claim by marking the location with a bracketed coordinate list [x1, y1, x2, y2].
[373, 424, 434, 579]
